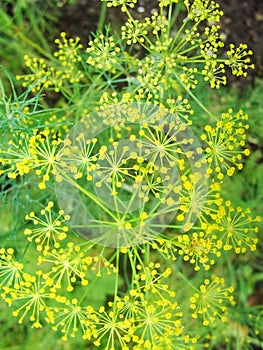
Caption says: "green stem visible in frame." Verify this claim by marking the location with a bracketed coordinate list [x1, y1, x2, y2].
[170, 20, 188, 52]
[122, 5, 134, 21]
[159, 250, 199, 292]
[144, 243, 150, 267]
[133, 247, 145, 268]
[58, 169, 118, 221]
[113, 248, 120, 311]
[16, 32, 54, 60]
[27, 11, 51, 53]
[98, 1, 108, 32]
[169, 1, 183, 30]
[173, 72, 216, 120]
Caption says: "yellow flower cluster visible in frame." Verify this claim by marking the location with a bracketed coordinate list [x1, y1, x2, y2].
[202, 109, 250, 179]
[0, 128, 63, 189]
[0, 0, 260, 348]
[121, 19, 148, 45]
[158, 0, 179, 7]
[16, 33, 83, 92]
[215, 200, 260, 253]
[226, 43, 254, 77]
[24, 201, 70, 251]
[177, 232, 220, 271]
[190, 276, 235, 325]
[184, 0, 223, 22]
[15, 0, 254, 102]
[40, 243, 90, 292]
[0, 248, 24, 289]
[103, 0, 137, 11]
[87, 34, 121, 72]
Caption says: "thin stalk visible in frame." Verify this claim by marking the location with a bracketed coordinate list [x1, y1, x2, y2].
[27, 10, 52, 53]
[113, 247, 120, 311]
[98, 1, 108, 32]
[159, 250, 199, 292]
[16, 32, 54, 60]
[170, 20, 188, 52]
[58, 169, 118, 221]
[173, 72, 216, 120]
[169, 1, 183, 29]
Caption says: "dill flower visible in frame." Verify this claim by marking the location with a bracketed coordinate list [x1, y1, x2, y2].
[201, 109, 250, 179]
[131, 262, 176, 299]
[0, 131, 34, 179]
[54, 32, 83, 67]
[104, 0, 137, 11]
[28, 129, 63, 189]
[50, 297, 91, 341]
[158, 0, 179, 7]
[40, 242, 90, 292]
[178, 179, 223, 229]
[184, 0, 223, 23]
[202, 61, 227, 89]
[59, 134, 98, 180]
[16, 57, 62, 93]
[164, 97, 194, 124]
[106, 264, 183, 348]
[0, 2, 259, 348]
[150, 12, 169, 34]
[0, 128, 63, 188]
[87, 33, 121, 72]
[121, 19, 148, 45]
[179, 67, 199, 90]
[17, 33, 83, 91]
[121, 265, 183, 347]
[190, 276, 235, 325]
[137, 57, 163, 87]
[16, 55, 49, 91]
[56, 103, 208, 247]
[10, 270, 52, 328]
[215, 200, 260, 253]
[226, 43, 254, 77]
[0, 248, 24, 289]
[87, 304, 132, 349]
[132, 298, 183, 348]
[176, 231, 221, 271]
[24, 201, 70, 251]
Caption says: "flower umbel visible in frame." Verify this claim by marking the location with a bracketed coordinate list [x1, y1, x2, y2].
[24, 202, 70, 251]
[215, 200, 260, 253]
[202, 109, 250, 179]
[190, 276, 235, 325]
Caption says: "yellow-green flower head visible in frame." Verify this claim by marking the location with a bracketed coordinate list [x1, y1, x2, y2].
[17, 33, 84, 92]
[226, 43, 254, 77]
[184, 0, 223, 23]
[24, 202, 70, 251]
[190, 276, 235, 325]
[202, 109, 250, 179]
[215, 200, 260, 253]
[87, 33, 121, 72]
[103, 0, 137, 12]
[0, 248, 24, 291]
[10, 270, 52, 328]
[55, 103, 208, 248]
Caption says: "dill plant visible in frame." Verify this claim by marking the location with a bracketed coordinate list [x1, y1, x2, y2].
[0, 0, 262, 349]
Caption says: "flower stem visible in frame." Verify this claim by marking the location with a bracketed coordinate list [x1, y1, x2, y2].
[58, 169, 118, 221]
[98, 1, 108, 32]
